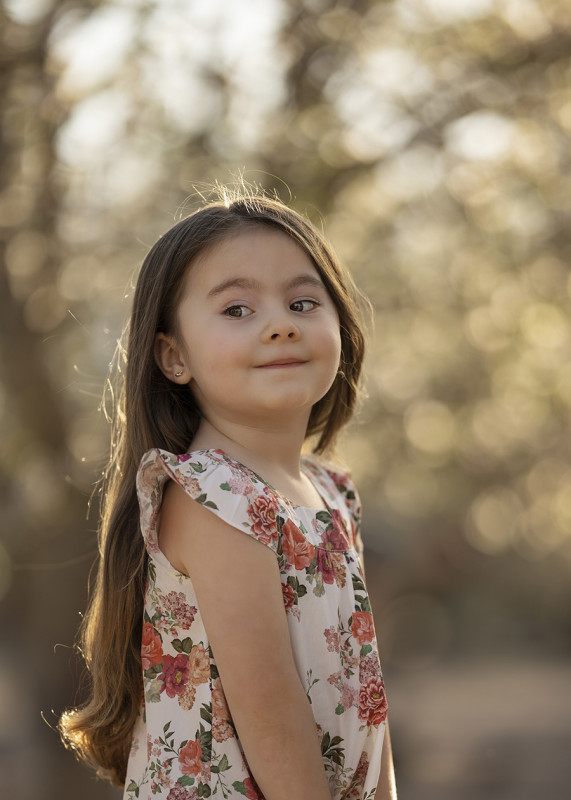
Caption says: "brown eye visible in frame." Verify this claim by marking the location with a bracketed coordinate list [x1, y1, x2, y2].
[290, 299, 318, 313]
[224, 305, 252, 318]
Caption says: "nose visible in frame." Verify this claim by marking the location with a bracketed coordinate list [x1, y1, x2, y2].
[264, 310, 301, 341]
[271, 327, 299, 340]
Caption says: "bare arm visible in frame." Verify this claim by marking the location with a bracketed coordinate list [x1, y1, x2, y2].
[376, 720, 397, 800]
[159, 481, 331, 800]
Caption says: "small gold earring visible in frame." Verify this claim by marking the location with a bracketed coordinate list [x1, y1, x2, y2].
[174, 370, 184, 378]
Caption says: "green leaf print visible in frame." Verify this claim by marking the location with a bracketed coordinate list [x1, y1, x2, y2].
[203, 500, 219, 509]
[232, 782, 249, 796]
[305, 668, 319, 703]
[351, 573, 366, 593]
[287, 576, 308, 602]
[313, 572, 326, 597]
[198, 721, 212, 762]
[355, 594, 372, 613]
[177, 776, 195, 786]
[189, 461, 206, 472]
[220, 482, 231, 491]
[145, 678, 162, 703]
[321, 732, 345, 768]
[316, 510, 331, 524]
[197, 782, 211, 797]
[361, 644, 373, 656]
[335, 704, 344, 715]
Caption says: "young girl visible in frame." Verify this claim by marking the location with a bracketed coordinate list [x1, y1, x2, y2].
[60, 193, 396, 800]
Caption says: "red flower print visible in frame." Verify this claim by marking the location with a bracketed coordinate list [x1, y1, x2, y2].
[281, 519, 315, 569]
[141, 622, 163, 670]
[281, 581, 296, 610]
[160, 653, 189, 698]
[358, 676, 388, 727]
[247, 494, 279, 546]
[325, 469, 348, 492]
[320, 513, 348, 551]
[351, 611, 375, 646]
[243, 776, 263, 799]
[316, 548, 337, 584]
[178, 739, 202, 777]
[316, 548, 345, 585]
[330, 509, 349, 542]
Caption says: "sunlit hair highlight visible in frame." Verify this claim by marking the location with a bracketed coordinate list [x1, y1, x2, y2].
[59, 191, 367, 785]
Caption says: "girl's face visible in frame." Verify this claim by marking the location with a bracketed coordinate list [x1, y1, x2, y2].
[159, 226, 342, 433]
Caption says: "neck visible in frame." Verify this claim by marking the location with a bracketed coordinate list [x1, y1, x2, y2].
[190, 415, 309, 477]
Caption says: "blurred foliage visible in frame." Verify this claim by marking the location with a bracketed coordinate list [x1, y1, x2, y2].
[1, 0, 571, 796]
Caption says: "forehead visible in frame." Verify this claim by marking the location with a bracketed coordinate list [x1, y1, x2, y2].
[185, 226, 322, 290]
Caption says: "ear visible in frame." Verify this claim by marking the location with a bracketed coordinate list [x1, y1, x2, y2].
[154, 332, 190, 384]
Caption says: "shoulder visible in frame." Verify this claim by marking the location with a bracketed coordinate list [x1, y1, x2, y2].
[138, 448, 281, 553]
[302, 453, 361, 509]
[138, 448, 262, 506]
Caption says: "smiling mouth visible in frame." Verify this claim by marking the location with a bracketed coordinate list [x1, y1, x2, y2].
[257, 359, 308, 368]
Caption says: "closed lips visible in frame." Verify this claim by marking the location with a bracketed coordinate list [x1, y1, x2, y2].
[257, 359, 307, 367]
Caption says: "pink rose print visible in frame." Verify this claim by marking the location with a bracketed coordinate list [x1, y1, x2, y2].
[178, 739, 202, 777]
[359, 654, 382, 684]
[179, 475, 202, 499]
[247, 493, 279, 546]
[167, 785, 198, 800]
[281, 519, 315, 569]
[358, 676, 388, 727]
[188, 643, 210, 685]
[340, 683, 358, 709]
[351, 611, 375, 646]
[141, 622, 163, 670]
[160, 653, 189, 698]
[344, 751, 370, 799]
[212, 678, 232, 722]
[164, 592, 197, 629]
[323, 626, 340, 653]
[228, 473, 255, 495]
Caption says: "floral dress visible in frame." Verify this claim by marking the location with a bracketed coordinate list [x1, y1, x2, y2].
[124, 448, 387, 800]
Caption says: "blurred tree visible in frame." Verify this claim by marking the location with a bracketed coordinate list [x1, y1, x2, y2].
[1, 0, 571, 797]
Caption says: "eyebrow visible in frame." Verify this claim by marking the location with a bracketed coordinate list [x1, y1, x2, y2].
[207, 273, 325, 298]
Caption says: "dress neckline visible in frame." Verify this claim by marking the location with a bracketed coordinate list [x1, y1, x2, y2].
[182, 447, 334, 514]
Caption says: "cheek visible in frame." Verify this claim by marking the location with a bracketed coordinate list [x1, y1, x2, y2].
[187, 329, 249, 377]
[320, 320, 342, 362]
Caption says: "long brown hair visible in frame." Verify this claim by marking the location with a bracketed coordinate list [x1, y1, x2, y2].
[59, 192, 367, 786]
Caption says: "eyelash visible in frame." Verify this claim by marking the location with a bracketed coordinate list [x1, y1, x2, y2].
[223, 299, 320, 318]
